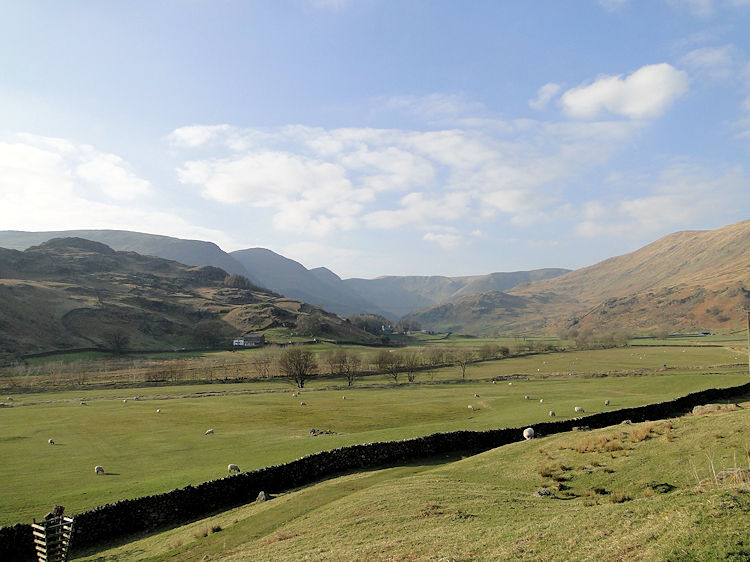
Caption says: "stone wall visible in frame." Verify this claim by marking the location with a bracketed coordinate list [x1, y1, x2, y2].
[2, 381, 749, 561]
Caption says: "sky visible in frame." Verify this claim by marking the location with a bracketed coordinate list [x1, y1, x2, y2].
[1, 0, 749, 279]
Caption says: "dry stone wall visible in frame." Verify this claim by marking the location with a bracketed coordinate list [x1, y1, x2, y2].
[2, 381, 749, 561]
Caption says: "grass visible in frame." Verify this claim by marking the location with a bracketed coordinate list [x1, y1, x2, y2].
[72, 396, 750, 561]
[1, 362, 747, 527]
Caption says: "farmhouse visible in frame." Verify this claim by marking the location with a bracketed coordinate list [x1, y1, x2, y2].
[232, 333, 265, 347]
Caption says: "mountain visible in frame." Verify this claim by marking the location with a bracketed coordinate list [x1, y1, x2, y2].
[230, 248, 391, 318]
[0, 238, 376, 358]
[0, 230, 255, 284]
[408, 220, 750, 335]
[342, 269, 570, 318]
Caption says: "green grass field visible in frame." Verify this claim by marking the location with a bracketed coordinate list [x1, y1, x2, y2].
[73, 396, 750, 561]
[1, 342, 747, 527]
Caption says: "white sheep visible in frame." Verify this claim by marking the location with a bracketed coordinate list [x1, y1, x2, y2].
[468, 405, 474, 410]
[574, 406, 585, 413]
[48, 439, 54, 445]
[604, 399, 610, 406]
[508, 382, 513, 386]
[227, 463, 240, 474]
[205, 429, 214, 435]
[492, 380, 496, 384]
[474, 393, 480, 398]
[342, 396, 347, 400]
[300, 401, 307, 406]
[549, 410, 556, 417]
[292, 392, 298, 397]
[539, 398, 544, 404]
[523, 427, 535, 440]
[156, 409, 161, 413]
[524, 395, 530, 400]
[80, 401, 87, 406]
[95, 465, 104, 475]
[123, 399, 128, 403]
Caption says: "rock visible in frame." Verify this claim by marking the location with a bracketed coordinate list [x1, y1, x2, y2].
[692, 403, 741, 415]
[534, 488, 551, 497]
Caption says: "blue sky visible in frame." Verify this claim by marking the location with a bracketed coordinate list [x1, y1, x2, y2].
[1, 0, 749, 278]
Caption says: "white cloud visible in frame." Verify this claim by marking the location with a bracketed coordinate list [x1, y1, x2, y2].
[575, 163, 748, 237]
[529, 83, 562, 110]
[167, 125, 234, 148]
[384, 93, 486, 121]
[667, 0, 715, 17]
[0, 133, 227, 246]
[423, 232, 463, 249]
[681, 45, 734, 79]
[560, 63, 689, 119]
[76, 153, 151, 200]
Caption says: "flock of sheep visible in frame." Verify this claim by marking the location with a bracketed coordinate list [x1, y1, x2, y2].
[47, 372, 613, 476]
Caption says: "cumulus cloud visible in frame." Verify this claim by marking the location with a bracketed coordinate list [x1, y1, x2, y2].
[529, 83, 563, 110]
[0, 133, 227, 245]
[423, 232, 463, 248]
[575, 163, 748, 238]
[560, 63, 689, 119]
[171, 112, 643, 243]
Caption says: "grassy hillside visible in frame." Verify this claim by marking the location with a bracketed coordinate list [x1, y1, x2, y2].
[406, 219, 750, 335]
[0, 238, 376, 358]
[74, 394, 750, 561]
[1, 342, 746, 527]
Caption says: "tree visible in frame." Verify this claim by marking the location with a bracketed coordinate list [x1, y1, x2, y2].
[478, 343, 500, 360]
[375, 349, 403, 382]
[347, 313, 392, 335]
[296, 313, 323, 337]
[342, 352, 362, 387]
[223, 274, 254, 290]
[402, 351, 422, 382]
[251, 348, 277, 379]
[278, 345, 317, 388]
[453, 348, 475, 380]
[103, 328, 130, 356]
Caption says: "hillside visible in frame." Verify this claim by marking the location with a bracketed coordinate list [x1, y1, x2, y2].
[0, 238, 376, 358]
[409, 220, 750, 334]
[342, 269, 570, 319]
[230, 248, 391, 318]
[0, 230, 256, 284]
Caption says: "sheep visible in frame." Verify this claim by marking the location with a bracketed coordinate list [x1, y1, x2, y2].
[48, 439, 54, 445]
[80, 401, 87, 406]
[468, 405, 474, 410]
[524, 395, 530, 400]
[95, 465, 104, 475]
[292, 392, 298, 397]
[508, 382, 513, 386]
[523, 427, 535, 440]
[342, 396, 347, 400]
[300, 401, 307, 406]
[474, 393, 480, 398]
[549, 410, 556, 417]
[227, 463, 240, 474]
[205, 429, 214, 435]
[604, 399, 610, 406]
[156, 409, 161, 414]
[492, 380, 496, 384]
[539, 398, 544, 404]
[574, 406, 585, 413]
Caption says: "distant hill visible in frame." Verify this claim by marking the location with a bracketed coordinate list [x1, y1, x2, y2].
[0, 238, 376, 358]
[0, 230, 256, 284]
[407, 220, 750, 334]
[342, 269, 570, 318]
[230, 248, 391, 318]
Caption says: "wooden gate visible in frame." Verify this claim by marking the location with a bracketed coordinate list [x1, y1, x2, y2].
[31, 515, 74, 562]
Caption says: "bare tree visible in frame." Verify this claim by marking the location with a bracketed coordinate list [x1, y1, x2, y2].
[403, 351, 422, 382]
[278, 345, 317, 388]
[375, 349, 403, 382]
[343, 352, 362, 387]
[251, 348, 277, 379]
[103, 329, 130, 356]
[453, 348, 475, 380]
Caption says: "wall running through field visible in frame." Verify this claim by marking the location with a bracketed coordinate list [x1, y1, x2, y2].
[2, 381, 749, 561]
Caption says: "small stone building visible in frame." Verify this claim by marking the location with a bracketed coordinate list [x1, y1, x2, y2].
[232, 333, 265, 347]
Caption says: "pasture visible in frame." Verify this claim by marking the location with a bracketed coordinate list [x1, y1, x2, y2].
[75, 395, 750, 561]
[0, 342, 747, 527]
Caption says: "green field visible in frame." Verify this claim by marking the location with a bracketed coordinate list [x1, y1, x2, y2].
[1, 342, 747, 528]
